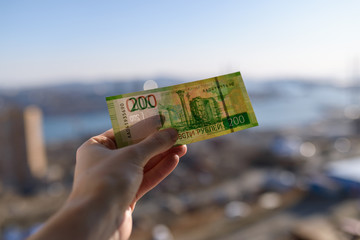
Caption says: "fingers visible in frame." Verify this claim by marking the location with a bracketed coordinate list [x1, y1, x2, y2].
[144, 145, 187, 172]
[135, 153, 180, 201]
[125, 128, 178, 167]
[90, 129, 117, 150]
[137, 144, 186, 199]
[100, 129, 115, 139]
[173, 144, 187, 158]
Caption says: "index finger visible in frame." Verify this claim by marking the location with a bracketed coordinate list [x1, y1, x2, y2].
[100, 128, 115, 140]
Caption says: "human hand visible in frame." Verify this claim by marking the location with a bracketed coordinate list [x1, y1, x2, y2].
[71, 128, 187, 240]
[27, 128, 186, 240]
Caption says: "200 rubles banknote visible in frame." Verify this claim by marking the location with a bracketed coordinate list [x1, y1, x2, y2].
[106, 72, 258, 148]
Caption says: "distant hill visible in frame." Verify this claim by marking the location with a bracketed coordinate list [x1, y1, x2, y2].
[0, 77, 356, 116]
[0, 77, 186, 116]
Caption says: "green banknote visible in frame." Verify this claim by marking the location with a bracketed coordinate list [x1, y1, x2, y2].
[106, 72, 258, 148]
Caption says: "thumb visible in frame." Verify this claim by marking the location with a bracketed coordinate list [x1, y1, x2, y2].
[124, 128, 178, 167]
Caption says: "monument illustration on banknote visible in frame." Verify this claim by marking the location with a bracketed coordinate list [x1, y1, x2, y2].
[106, 72, 258, 148]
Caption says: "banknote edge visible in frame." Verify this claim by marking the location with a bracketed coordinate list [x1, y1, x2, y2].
[236, 73, 259, 126]
[105, 72, 241, 101]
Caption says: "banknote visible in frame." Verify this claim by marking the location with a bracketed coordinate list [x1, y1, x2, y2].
[106, 72, 258, 148]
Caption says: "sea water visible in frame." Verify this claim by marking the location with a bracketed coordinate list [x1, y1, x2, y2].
[42, 82, 353, 144]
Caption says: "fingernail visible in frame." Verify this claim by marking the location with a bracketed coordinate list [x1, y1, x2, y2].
[165, 128, 178, 141]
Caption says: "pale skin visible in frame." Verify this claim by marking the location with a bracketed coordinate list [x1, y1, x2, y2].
[28, 128, 187, 240]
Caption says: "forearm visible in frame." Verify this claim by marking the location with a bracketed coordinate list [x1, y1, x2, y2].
[28, 194, 125, 240]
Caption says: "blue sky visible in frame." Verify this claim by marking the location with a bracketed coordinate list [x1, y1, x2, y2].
[1, 0, 359, 87]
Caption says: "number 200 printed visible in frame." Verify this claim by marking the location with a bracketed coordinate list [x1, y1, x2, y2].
[126, 95, 157, 112]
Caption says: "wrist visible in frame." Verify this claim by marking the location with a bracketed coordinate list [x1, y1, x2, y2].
[56, 193, 123, 240]
[69, 173, 135, 212]
[28, 192, 123, 240]
[65, 188, 121, 226]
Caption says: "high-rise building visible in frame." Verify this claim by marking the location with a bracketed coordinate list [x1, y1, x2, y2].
[0, 105, 34, 193]
[0, 105, 47, 193]
[24, 105, 47, 178]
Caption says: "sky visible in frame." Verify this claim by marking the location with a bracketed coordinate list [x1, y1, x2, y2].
[1, 0, 360, 87]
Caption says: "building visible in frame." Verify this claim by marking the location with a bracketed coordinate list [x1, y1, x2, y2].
[24, 105, 47, 179]
[0, 105, 47, 194]
[189, 97, 221, 127]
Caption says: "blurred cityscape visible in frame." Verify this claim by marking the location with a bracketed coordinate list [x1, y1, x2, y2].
[1, 78, 360, 240]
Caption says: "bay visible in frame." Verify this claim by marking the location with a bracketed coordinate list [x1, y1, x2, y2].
[43, 82, 352, 144]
